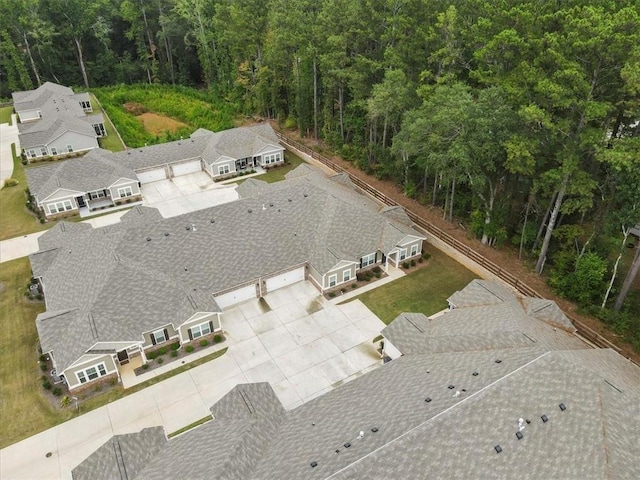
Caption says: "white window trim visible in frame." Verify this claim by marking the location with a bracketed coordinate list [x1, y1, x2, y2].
[399, 248, 407, 261]
[410, 244, 419, 256]
[118, 186, 133, 198]
[89, 190, 105, 200]
[328, 274, 337, 288]
[28, 150, 36, 158]
[218, 165, 230, 175]
[40, 147, 48, 156]
[76, 362, 109, 384]
[343, 269, 351, 282]
[190, 321, 212, 340]
[361, 253, 376, 267]
[66, 144, 73, 153]
[51, 147, 58, 155]
[152, 329, 167, 344]
[48, 200, 74, 214]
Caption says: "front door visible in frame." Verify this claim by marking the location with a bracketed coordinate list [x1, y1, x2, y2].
[117, 349, 129, 365]
[76, 196, 86, 207]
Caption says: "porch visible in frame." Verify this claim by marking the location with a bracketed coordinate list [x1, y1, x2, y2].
[78, 199, 143, 218]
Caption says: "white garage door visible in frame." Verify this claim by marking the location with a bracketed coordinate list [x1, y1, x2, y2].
[265, 267, 305, 292]
[214, 284, 257, 309]
[137, 167, 167, 184]
[171, 160, 201, 177]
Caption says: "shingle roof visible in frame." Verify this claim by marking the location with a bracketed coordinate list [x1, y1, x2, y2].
[12, 82, 74, 111]
[25, 149, 137, 201]
[18, 113, 97, 149]
[522, 297, 576, 332]
[32, 171, 418, 371]
[448, 278, 519, 308]
[71, 426, 166, 480]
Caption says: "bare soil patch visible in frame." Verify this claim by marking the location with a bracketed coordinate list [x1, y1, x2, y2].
[136, 112, 188, 135]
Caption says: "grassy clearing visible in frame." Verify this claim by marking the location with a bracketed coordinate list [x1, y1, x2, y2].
[0, 153, 51, 240]
[0, 257, 229, 448]
[348, 248, 478, 324]
[90, 93, 125, 152]
[93, 84, 235, 148]
[137, 112, 188, 135]
[0, 106, 13, 124]
[168, 416, 212, 438]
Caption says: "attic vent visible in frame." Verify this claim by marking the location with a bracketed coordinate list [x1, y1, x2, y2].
[495, 359, 502, 364]
[343, 443, 351, 448]
[146, 237, 151, 241]
[541, 415, 548, 423]
[186, 226, 191, 231]
[210, 219, 215, 223]
[559, 403, 566, 411]
[303, 193, 308, 197]
[494, 445, 502, 454]
[288, 198, 292, 202]
[164, 232, 170, 237]
[310, 462, 318, 468]
[448, 385, 455, 390]
[472, 372, 479, 376]
[424, 397, 432, 403]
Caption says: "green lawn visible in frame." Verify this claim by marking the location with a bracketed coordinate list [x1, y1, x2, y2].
[236, 151, 306, 185]
[348, 248, 479, 324]
[0, 106, 13, 124]
[0, 153, 52, 240]
[0, 257, 228, 448]
[90, 93, 126, 152]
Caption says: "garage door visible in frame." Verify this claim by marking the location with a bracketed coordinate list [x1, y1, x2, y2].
[137, 167, 167, 184]
[214, 284, 257, 309]
[171, 160, 201, 177]
[265, 267, 305, 293]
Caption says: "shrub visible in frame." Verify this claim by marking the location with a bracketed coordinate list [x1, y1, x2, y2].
[328, 292, 336, 298]
[147, 351, 157, 360]
[351, 283, 358, 289]
[40, 364, 48, 371]
[39, 354, 48, 362]
[60, 396, 72, 408]
[141, 363, 149, 370]
[375, 272, 381, 278]
[171, 343, 180, 351]
[185, 345, 195, 353]
[94, 385, 102, 392]
[402, 261, 410, 269]
[200, 339, 209, 347]
[156, 357, 164, 364]
[52, 387, 62, 396]
[171, 350, 178, 357]
[410, 259, 416, 267]
[42, 381, 52, 390]
[372, 266, 382, 274]
[340, 288, 346, 293]
[418, 257, 424, 263]
[4, 178, 18, 187]
[422, 252, 431, 260]
[109, 378, 117, 386]
[213, 334, 222, 343]
[156, 347, 168, 356]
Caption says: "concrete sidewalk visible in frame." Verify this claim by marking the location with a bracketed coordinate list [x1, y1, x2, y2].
[0, 283, 387, 480]
[0, 113, 19, 188]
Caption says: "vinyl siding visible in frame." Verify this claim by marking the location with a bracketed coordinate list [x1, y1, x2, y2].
[46, 131, 98, 156]
[64, 354, 117, 389]
[108, 180, 140, 200]
[142, 324, 179, 348]
[178, 313, 221, 342]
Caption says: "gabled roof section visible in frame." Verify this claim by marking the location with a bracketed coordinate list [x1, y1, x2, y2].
[210, 383, 286, 421]
[448, 279, 518, 308]
[380, 205, 412, 225]
[522, 297, 576, 332]
[12, 82, 74, 112]
[18, 114, 97, 149]
[71, 426, 166, 480]
[190, 127, 214, 137]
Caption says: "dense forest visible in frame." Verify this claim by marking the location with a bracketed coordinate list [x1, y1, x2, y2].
[1, 0, 639, 345]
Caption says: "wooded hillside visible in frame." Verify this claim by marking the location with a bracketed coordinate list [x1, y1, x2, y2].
[1, 0, 638, 348]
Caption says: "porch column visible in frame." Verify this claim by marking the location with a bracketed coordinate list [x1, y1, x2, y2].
[139, 345, 148, 364]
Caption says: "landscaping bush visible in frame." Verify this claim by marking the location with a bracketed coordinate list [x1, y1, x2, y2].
[372, 266, 382, 274]
[141, 363, 149, 370]
[156, 357, 164, 364]
[352, 283, 358, 289]
[422, 252, 431, 260]
[156, 347, 168, 356]
[171, 350, 178, 357]
[328, 292, 336, 298]
[40, 364, 48, 371]
[171, 343, 180, 351]
[340, 288, 346, 293]
[410, 259, 416, 267]
[42, 381, 52, 390]
[185, 345, 195, 353]
[39, 354, 48, 362]
[418, 257, 424, 263]
[402, 261, 410, 269]
[147, 351, 157, 360]
[375, 272, 381, 278]
[52, 387, 62, 396]
[200, 339, 209, 347]
[213, 335, 222, 343]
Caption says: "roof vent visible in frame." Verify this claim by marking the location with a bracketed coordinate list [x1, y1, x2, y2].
[146, 237, 151, 241]
[304, 193, 308, 197]
[335, 449, 340, 453]
[184, 267, 188, 271]
[472, 372, 479, 376]
[424, 397, 432, 403]
[371, 427, 379, 433]
[310, 461, 318, 468]
[344, 442, 351, 448]
[248, 209, 252, 213]
[448, 385, 455, 390]
[516, 431, 523, 440]
[559, 403, 566, 411]
[186, 226, 191, 231]
[288, 198, 292, 202]
[494, 445, 502, 454]
[270, 203, 274, 207]
[210, 219, 215, 223]
[495, 359, 502, 364]
[127, 152, 131, 155]
[541, 415, 548, 423]
[164, 232, 169, 237]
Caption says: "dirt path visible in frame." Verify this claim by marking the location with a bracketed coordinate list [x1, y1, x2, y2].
[279, 126, 639, 364]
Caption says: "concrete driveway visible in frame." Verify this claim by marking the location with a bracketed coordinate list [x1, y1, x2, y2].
[1, 113, 20, 187]
[141, 172, 239, 217]
[0, 282, 387, 480]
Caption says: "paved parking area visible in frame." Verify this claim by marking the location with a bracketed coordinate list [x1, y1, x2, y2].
[141, 172, 239, 217]
[0, 282, 387, 480]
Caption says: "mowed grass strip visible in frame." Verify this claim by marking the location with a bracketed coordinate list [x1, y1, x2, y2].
[350, 248, 479, 324]
[90, 93, 126, 152]
[0, 106, 13, 124]
[0, 258, 73, 448]
[235, 151, 306, 185]
[0, 259, 229, 448]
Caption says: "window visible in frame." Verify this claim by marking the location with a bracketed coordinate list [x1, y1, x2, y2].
[263, 152, 282, 165]
[410, 244, 419, 257]
[343, 269, 351, 282]
[40, 147, 48, 156]
[361, 253, 376, 267]
[399, 249, 407, 260]
[118, 186, 133, 198]
[93, 123, 105, 136]
[218, 165, 230, 175]
[190, 321, 212, 340]
[89, 190, 105, 200]
[48, 200, 74, 214]
[51, 147, 57, 155]
[28, 150, 36, 158]
[67, 144, 73, 153]
[328, 274, 337, 288]
[151, 329, 167, 344]
[80, 100, 92, 111]
[76, 362, 108, 384]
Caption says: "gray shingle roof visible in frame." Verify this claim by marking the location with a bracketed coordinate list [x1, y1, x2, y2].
[448, 278, 519, 308]
[12, 82, 74, 112]
[522, 297, 576, 332]
[25, 149, 137, 201]
[18, 113, 97, 149]
[71, 426, 166, 480]
[32, 171, 417, 371]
